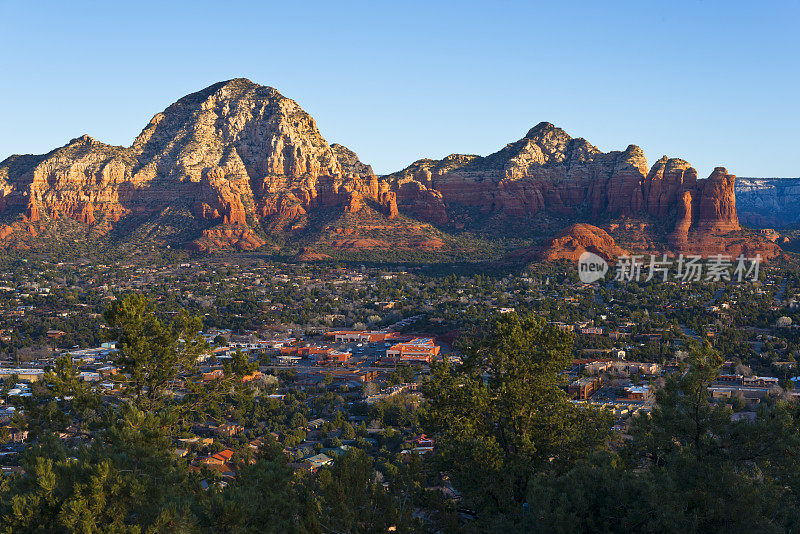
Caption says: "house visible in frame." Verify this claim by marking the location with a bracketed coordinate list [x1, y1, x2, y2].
[744, 376, 780, 387]
[715, 374, 780, 388]
[202, 449, 234, 466]
[216, 422, 243, 437]
[199, 461, 236, 478]
[97, 366, 118, 377]
[709, 386, 771, 401]
[610, 362, 660, 376]
[202, 369, 224, 382]
[408, 434, 434, 453]
[276, 354, 301, 365]
[78, 371, 100, 382]
[580, 327, 604, 336]
[624, 385, 650, 401]
[305, 453, 334, 471]
[583, 360, 613, 375]
[307, 418, 327, 430]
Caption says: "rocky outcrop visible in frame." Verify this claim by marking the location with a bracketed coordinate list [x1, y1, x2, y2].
[386, 122, 757, 257]
[645, 157, 696, 219]
[669, 167, 740, 244]
[381, 191, 399, 219]
[695, 167, 740, 233]
[736, 177, 800, 228]
[345, 191, 364, 213]
[660, 167, 783, 258]
[505, 223, 629, 263]
[190, 223, 266, 253]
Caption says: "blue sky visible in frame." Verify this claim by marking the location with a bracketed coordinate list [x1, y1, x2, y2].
[1, 0, 798, 178]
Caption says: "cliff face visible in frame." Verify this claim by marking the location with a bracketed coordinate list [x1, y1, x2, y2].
[385, 122, 741, 235]
[384, 122, 779, 258]
[736, 178, 800, 228]
[0, 81, 778, 258]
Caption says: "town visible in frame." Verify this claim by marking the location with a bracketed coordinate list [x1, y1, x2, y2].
[2, 254, 799, 494]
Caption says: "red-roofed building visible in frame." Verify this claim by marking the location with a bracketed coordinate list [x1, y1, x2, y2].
[202, 449, 234, 466]
[386, 338, 440, 363]
[406, 434, 434, 454]
[202, 369, 224, 382]
[411, 434, 433, 449]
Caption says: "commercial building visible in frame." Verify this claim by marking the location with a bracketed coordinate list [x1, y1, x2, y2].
[324, 331, 410, 343]
[0, 368, 45, 382]
[386, 338, 440, 363]
[568, 377, 602, 400]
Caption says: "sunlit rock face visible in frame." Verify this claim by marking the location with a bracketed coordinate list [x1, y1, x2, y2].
[0, 78, 384, 251]
[0, 82, 778, 258]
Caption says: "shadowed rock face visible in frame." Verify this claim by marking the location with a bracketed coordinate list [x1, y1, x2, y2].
[0, 81, 775, 258]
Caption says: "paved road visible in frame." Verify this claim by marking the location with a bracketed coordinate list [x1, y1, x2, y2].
[262, 365, 392, 372]
[706, 287, 725, 306]
[679, 324, 701, 340]
[776, 277, 787, 304]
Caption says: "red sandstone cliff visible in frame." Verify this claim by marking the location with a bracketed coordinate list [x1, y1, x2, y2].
[0, 82, 777, 258]
[385, 122, 777, 258]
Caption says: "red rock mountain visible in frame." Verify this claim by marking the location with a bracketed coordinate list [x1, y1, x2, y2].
[0, 79, 391, 251]
[385, 122, 779, 258]
[0, 79, 779, 259]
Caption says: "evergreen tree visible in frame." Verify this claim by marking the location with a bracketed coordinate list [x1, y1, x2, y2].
[423, 313, 612, 527]
[104, 294, 206, 412]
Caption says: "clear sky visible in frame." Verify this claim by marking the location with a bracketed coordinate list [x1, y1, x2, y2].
[1, 0, 798, 178]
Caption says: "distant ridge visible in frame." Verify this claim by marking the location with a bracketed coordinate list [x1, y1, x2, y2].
[736, 177, 800, 228]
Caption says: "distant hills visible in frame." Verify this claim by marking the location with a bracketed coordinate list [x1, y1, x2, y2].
[736, 178, 800, 228]
[0, 78, 782, 261]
